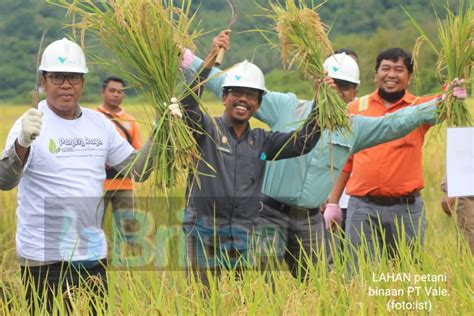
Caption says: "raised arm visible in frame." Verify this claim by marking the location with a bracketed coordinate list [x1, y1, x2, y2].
[113, 40, 218, 182]
[352, 80, 468, 153]
[351, 97, 439, 153]
[183, 30, 305, 128]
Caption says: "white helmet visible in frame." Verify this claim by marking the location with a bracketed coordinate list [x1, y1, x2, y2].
[39, 38, 88, 73]
[223, 60, 266, 94]
[323, 53, 359, 85]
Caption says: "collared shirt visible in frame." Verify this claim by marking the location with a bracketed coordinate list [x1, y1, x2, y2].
[97, 105, 142, 191]
[343, 90, 436, 197]
[182, 67, 321, 245]
[185, 56, 438, 208]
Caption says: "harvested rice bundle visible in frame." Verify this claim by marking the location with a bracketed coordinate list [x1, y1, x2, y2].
[263, 0, 351, 135]
[405, 0, 473, 126]
[57, 0, 204, 191]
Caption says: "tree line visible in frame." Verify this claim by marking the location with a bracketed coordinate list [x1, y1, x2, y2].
[0, 0, 449, 103]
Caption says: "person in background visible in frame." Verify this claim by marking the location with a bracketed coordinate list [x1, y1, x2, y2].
[329, 47, 360, 229]
[323, 49, 360, 263]
[97, 77, 142, 236]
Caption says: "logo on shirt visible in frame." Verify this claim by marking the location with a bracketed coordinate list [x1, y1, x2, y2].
[48, 137, 104, 154]
[49, 139, 61, 154]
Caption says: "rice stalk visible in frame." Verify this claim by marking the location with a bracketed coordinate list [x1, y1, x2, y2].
[404, 0, 473, 127]
[262, 0, 351, 136]
[51, 0, 206, 192]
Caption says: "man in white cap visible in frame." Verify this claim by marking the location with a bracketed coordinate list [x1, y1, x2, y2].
[179, 34, 322, 286]
[0, 37, 156, 312]
[182, 30, 463, 280]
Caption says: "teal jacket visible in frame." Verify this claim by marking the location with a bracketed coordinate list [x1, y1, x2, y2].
[186, 57, 437, 208]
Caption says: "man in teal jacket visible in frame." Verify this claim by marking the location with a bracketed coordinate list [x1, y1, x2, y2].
[182, 31, 444, 279]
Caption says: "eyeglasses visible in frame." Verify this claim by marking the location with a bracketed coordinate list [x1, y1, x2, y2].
[45, 73, 83, 85]
[228, 88, 260, 101]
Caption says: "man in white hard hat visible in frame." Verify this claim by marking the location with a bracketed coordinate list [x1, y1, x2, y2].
[181, 30, 466, 280]
[0, 38, 156, 312]
[178, 35, 322, 286]
[322, 50, 359, 260]
[323, 52, 360, 104]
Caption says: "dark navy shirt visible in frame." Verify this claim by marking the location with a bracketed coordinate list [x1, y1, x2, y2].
[182, 68, 321, 249]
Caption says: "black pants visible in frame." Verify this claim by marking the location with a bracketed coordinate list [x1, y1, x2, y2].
[20, 260, 107, 315]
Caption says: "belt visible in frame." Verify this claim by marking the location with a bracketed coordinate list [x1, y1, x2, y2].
[360, 191, 420, 206]
[106, 167, 124, 179]
[262, 195, 319, 216]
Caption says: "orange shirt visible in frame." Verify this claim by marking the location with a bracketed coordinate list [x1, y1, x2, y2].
[342, 90, 437, 197]
[97, 105, 142, 191]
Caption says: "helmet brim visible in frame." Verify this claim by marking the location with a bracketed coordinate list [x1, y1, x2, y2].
[39, 66, 88, 74]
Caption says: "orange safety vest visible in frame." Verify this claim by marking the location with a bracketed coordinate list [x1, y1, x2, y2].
[97, 106, 142, 191]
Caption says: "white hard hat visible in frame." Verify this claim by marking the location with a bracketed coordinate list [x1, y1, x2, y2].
[223, 60, 266, 93]
[39, 38, 88, 73]
[323, 53, 360, 85]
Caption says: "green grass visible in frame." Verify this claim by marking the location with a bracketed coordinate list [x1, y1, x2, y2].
[1, 100, 473, 314]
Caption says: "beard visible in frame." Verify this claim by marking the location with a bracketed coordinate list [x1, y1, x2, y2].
[378, 88, 405, 103]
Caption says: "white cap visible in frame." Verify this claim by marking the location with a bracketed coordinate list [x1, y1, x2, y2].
[323, 53, 360, 84]
[223, 60, 266, 93]
[39, 38, 88, 73]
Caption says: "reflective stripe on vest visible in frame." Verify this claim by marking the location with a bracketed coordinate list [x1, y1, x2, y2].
[358, 95, 369, 112]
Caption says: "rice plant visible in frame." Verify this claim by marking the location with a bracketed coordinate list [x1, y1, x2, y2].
[260, 0, 351, 136]
[1, 102, 474, 315]
[54, 0, 205, 192]
[404, 0, 473, 127]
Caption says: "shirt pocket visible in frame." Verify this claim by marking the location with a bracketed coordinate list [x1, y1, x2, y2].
[238, 143, 264, 191]
[313, 138, 351, 172]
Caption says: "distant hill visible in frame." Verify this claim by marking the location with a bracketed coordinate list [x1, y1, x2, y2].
[0, 0, 451, 102]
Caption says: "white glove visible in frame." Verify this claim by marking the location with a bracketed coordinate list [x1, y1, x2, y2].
[18, 108, 43, 147]
[167, 97, 183, 119]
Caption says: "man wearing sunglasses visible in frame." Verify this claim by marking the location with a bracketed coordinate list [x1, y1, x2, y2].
[182, 30, 465, 280]
[0, 38, 156, 313]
